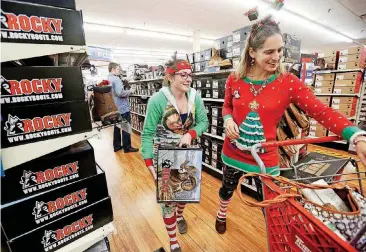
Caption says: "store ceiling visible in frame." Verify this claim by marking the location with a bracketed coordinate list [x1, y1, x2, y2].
[76, 0, 366, 66]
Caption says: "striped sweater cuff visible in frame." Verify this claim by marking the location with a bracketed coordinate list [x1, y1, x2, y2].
[144, 159, 153, 167]
[342, 126, 366, 143]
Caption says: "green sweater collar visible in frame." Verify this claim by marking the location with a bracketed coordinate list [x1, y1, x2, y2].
[243, 74, 278, 85]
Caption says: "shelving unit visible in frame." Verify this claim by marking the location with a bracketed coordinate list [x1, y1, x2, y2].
[202, 162, 223, 174]
[316, 93, 360, 97]
[202, 98, 225, 102]
[130, 111, 146, 117]
[203, 132, 224, 141]
[313, 68, 363, 74]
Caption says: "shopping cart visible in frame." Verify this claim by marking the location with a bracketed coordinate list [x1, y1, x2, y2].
[237, 136, 366, 252]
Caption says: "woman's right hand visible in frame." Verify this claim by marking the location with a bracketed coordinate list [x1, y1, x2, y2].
[148, 166, 157, 180]
[225, 118, 240, 140]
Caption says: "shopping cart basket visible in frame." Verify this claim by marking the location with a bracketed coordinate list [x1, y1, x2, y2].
[237, 136, 366, 252]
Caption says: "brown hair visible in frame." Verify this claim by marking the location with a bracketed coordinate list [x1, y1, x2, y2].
[108, 62, 119, 73]
[163, 52, 190, 86]
[235, 15, 284, 80]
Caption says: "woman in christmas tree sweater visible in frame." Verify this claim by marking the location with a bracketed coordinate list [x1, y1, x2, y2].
[141, 58, 208, 252]
[215, 16, 366, 234]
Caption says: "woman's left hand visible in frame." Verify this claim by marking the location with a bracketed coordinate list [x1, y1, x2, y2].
[355, 136, 366, 167]
[179, 133, 192, 147]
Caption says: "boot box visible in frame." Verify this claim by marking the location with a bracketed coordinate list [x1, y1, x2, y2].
[212, 141, 223, 153]
[201, 88, 212, 98]
[202, 137, 211, 149]
[201, 62, 209, 72]
[315, 73, 335, 81]
[232, 26, 250, 44]
[211, 106, 223, 118]
[233, 57, 241, 69]
[212, 78, 226, 89]
[194, 63, 201, 73]
[212, 89, 225, 99]
[320, 49, 337, 58]
[309, 126, 327, 137]
[333, 86, 356, 94]
[335, 109, 355, 118]
[220, 47, 233, 59]
[204, 49, 213, 61]
[1, 101, 92, 148]
[339, 46, 366, 56]
[1, 67, 85, 107]
[204, 148, 211, 160]
[211, 117, 224, 127]
[338, 54, 366, 64]
[332, 97, 358, 105]
[321, 56, 337, 64]
[211, 150, 219, 162]
[188, 53, 194, 64]
[3, 197, 113, 252]
[1, 141, 96, 204]
[314, 80, 334, 88]
[205, 104, 212, 115]
[210, 125, 224, 136]
[201, 78, 213, 88]
[232, 42, 245, 58]
[335, 72, 362, 81]
[317, 96, 331, 105]
[1, 165, 108, 240]
[334, 79, 358, 87]
[331, 103, 357, 112]
[314, 87, 332, 94]
[204, 155, 211, 166]
[15, 0, 76, 9]
[338, 61, 362, 70]
[1, 0, 85, 46]
[194, 52, 204, 63]
[216, 35, 233, 49]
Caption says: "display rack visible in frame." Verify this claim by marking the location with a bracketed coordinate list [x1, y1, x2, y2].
[203, 132, 224, 141]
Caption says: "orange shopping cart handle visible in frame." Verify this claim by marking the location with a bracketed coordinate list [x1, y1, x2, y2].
[261, 136, 344, 148]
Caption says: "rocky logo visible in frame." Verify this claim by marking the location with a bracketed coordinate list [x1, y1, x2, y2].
[20, 162, 79, 194]
[32, 189, 88, 224]
[4, 115, 24, 135]
[42, 215, 93, 251]
[1, 9, 62, 34]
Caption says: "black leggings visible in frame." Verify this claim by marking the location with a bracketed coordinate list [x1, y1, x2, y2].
[219, 165, 263, 201]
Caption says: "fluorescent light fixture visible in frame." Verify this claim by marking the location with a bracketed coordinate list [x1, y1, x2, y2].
[84, 23, 215, 43]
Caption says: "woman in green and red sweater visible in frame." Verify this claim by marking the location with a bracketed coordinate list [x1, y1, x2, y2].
[141, 57, 208, 252]
[215, 16, 366, 234]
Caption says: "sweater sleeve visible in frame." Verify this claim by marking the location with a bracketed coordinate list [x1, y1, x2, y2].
[288, 73, 365, 142]
[189, 94, 209, 138]
[141, 93, 163, 166]
[222, 74, 234, 125]
[111, 76, 131, 98]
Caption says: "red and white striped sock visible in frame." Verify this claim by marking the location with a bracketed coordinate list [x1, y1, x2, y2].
[216, 197, 232, 222]
[163, 213, 179, 250]
[176, 203, 186, 222]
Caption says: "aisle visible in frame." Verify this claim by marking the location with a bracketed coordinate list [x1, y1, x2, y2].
[88, 128, 267, 252]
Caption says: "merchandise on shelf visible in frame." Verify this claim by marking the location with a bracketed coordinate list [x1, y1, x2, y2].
[1, 141, 96, 204]
[2, 165, 108, 240]
[337, 45, 366, 70]
[232, 26, 251, 44]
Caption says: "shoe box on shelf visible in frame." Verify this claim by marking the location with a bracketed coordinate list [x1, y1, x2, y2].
[283, 34, 301, 63]
[317, 50, 339, 70]
[334, 71, 363, 94]
[129, 97, 147, 115]
[309, 119, 327, 137]
[338, 46, 366, 70]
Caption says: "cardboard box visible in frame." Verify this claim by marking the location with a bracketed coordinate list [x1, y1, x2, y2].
[201, 88, 212, 98]
[194, 52, 202, 63]
[212, 89, 225, 99]
[336, 72, 362, 80]
[309, 127, 327, 137]
[217, 35, 233, 49]
[211, 106, 222, 118]
[233, 57, 241, 69]
[315, 73, 335, 81]
[331, 103, 356, 111]
[314, 87, 332, 94]
[1, 101, 92, 148]
[201, 78, 212, 88]
[338, 54, 365, 63]
[232, 42, 245, 57]
[332, 97, 357, 105]
[334, 79, 357, 87]
[1, 165, 108, 240]
[333, 86, 355, 94]
[339, 46, 365, 56]
[232, 26, 250, 44]
[321, 49, 337, 58]
[3, 197, 113, 252]
[1, 67, 85, 107]
[211, 125, 224, 136]
[316, 96, 331, 105]
[204, 49, 213, 61]
[314, 80, 334, 87]
[212, 79, 226, 89]
[220, 47, 233, 59]
[322, 56, 337, 64]
[1, 141, 96, 205]
[156, 146, 202, 203]
[336, 109, 355, 117]
[337, 61, 361, 70]
[194, 63, 201, 72]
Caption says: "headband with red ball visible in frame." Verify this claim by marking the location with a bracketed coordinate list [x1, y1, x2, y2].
[166, 61, 192, 75]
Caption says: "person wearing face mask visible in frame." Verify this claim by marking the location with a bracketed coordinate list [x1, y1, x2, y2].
[215, 16, 366, 234]
[141, 55, 208, 252]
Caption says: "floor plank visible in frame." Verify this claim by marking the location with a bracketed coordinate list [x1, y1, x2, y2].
[88, 127, 365, 252]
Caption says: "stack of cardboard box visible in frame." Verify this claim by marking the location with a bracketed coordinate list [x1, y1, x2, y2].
[338, 45, 366, 70]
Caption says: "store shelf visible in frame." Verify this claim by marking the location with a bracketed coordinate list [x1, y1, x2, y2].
[193, 69, 234, 76]
[2, 130, 99, 170]
[130, 94, 152, 98]
[315, 93, 360, 97]
[130, 111, 146, 117]
[55, 222, 116, 252]
[129, 78, 163, 84]
[203, 132, 224, 141]
[202, 98, 225, 102]
[313, 68, 363, 74]
[202, 162, 223, 174]
[131, 127, 142, 133]
[1, 43, 89, 63]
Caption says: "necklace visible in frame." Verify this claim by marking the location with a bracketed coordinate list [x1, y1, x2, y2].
[248, 76, 270, 97]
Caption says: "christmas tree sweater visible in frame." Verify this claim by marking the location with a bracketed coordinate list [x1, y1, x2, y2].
[222, 72, 365, 175]
[141, 87, 209, 167]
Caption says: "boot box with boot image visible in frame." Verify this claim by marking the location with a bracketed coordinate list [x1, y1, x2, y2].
[336, 71, 362, 81]
[210, 125, 224, 137]
[316, 96, 331, 105]
[1, 67, 85, 107]
[1, 101, 92, 148]
[212, 78, 227, 89]
[314, 80, 334, 88]
[333, 86, 357, 94]
[220, 47, 233, 59]
[338, 61, 362, 70]
[331, 96, 358, 105]
[1, 141, 96, 204]
[315, 73, 335, 81]
[211, 116, 224, 127]
[2, 197, 113, 252]
[339, 45, 366, 56]
[280, 152, 351, 184]
[232, 26, 250, 44]
[1, 165, 108, 240]
[314, 87, 333, 94]
[201, 88, 212, 98]
[211, 106, 223, 118]
[156, 147, 203, 203]
[212, 88, 225, 99]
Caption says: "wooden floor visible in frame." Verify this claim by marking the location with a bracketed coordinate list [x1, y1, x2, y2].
[88, 128, 365, 252]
